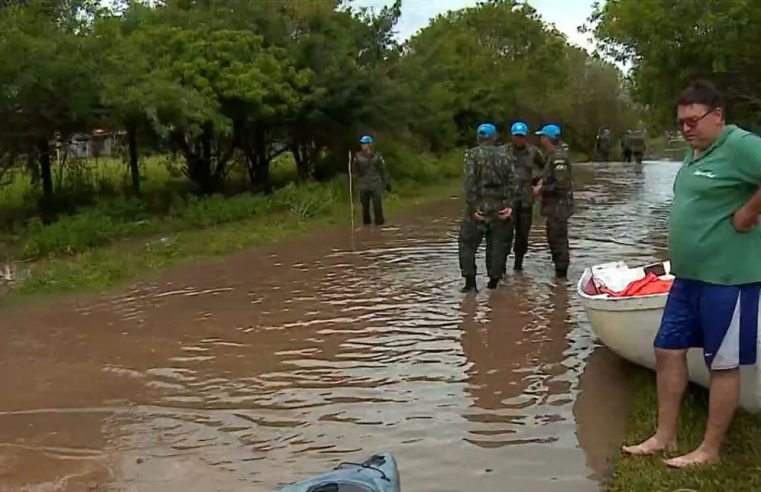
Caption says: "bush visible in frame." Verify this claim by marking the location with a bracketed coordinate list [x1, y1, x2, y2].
[21, 212, 132, 259]
[173, 193, 270, 228]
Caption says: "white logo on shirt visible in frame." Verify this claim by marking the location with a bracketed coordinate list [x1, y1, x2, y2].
[694, 170, 717, 178]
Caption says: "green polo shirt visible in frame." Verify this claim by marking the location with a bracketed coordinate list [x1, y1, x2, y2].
[669, 124, 761, 285]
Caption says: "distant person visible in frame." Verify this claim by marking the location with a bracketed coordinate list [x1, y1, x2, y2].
[622, 80, 761, 468]
[621, 130, 633, 162]
[458, 123, 518, 292]
[533, 124, 574, 278]
[352, 135, 391, 226]
[630, 131, 646, 163]
[595, 127, 612, 162]
[502, 121, 546, 272]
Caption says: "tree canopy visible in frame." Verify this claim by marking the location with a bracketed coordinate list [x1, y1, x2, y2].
[0, 0, 636, 221]
[588, 0, 761, 130]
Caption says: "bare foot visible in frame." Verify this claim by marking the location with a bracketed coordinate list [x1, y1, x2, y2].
[622, 435, 677, 456]
[664, 447, 719, 468]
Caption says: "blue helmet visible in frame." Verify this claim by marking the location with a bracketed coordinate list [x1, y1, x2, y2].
[511, 121, 529, 136]
[535, 124, 561, 138]
[477, 123, 497, 139]
[359, 135, 373, 144]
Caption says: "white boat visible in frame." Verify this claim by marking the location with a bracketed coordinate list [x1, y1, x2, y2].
[577, 260, 761, 412]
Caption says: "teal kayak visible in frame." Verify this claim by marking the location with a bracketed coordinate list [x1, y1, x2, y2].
[277, 452, 400, 492]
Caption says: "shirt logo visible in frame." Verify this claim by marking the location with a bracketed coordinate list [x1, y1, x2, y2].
[694, 170, 716, 178]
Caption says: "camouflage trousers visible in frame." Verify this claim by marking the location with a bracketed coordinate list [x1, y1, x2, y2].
[509, 203, 534, 260]
[458, 214, 513, 279]
[359, 189, 384, 225]
[546, 217, 569, 271]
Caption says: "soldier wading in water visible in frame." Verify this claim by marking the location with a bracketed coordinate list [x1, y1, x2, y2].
[458, 123, 518, 292]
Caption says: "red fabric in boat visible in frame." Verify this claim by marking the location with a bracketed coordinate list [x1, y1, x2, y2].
[599, 272, 673, 297]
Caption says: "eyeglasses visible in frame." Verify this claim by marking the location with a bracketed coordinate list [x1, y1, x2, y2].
[678, 108, 717, 129]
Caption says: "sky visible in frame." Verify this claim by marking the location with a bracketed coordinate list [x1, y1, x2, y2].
[351, 0, 598, 52]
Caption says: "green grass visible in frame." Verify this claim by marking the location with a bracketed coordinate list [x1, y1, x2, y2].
[608, 369, 761, 491]
[1, 149, 462, 303]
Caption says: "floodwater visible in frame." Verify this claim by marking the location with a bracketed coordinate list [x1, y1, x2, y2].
[0, 161, 680, 492]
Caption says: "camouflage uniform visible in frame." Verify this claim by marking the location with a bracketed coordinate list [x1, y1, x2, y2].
[502, 142, 545, 270]
[629, 132, 646, 163]
[621, 133, 633, 162]
[353, 151, 391, 225]
[458, 142, 518, 280]
[596, 129, 612, 162]
[539, 143, 574, 277]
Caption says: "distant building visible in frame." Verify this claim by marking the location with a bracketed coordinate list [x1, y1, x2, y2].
[57, 129, 125, 159]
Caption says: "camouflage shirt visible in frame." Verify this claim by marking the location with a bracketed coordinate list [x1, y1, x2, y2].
[502, 143, 545, 207]
[629, 133, 646, 152]
[463, 142, 518, 220]
[353, 151, 390, 192]
[540, 143, 575, 219]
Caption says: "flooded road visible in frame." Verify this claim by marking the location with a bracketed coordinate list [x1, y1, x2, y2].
[0, 161, 679, 492]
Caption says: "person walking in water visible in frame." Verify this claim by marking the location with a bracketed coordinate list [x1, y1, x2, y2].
[458, 123, 518, 292]
[595, 127, 612, 162]
[623, 80, 761, 468]
[533, 124, 574, 279]
[502, 121, 546, 272]
[630, 130, 647, 163]
[352, 135, 391, 226]
[621, 130, 633, 162]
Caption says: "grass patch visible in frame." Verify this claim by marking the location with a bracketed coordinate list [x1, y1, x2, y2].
[608, 369, 761, 491]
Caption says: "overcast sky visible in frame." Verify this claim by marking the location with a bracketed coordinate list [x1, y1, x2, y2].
[352, 0, 597, 52]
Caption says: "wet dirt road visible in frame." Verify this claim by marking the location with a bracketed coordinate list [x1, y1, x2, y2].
[0, 161, 679, 492]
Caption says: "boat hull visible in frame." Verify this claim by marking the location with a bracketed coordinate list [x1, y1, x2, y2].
[578, 267, 761, 412]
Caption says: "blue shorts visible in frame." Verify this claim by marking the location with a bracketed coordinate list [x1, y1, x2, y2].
[654, 278, 761, 370]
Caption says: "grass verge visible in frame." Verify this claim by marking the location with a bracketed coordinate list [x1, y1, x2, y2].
[608, 368, 761, 491]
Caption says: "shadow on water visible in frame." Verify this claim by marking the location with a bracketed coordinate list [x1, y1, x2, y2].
[0, 161, 680, 491]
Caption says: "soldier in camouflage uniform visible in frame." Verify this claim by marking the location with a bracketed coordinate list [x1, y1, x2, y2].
[595, 127, 612, 162]
[629, 130, 646, 163]
[502, 121, 546, 272]
[352, 135, 391, 226]
[533, 124, 574, 279]
[621, 130, 633, 162]
[459, 123, 518, 292]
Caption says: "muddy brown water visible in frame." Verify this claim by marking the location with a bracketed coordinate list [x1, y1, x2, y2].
[0, 161, 680, 492]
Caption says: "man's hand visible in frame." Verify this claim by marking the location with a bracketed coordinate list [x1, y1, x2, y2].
[498, 207, 513, 220]
[473, 210, 485, 221]
[532, 184, 542, 197]
[733, 206, 760, 232]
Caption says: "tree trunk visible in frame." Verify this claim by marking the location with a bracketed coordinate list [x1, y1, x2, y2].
[251, 127, 271, 190]
[37, 137, 54, 224]
[127, 125, 140, 195]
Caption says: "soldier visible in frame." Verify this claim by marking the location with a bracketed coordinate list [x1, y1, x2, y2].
[621, 130, 633, 162]
[533, 124, 574, 279]
[352, 135, 391, 226]
[502, 121, 546, 272]
[459, 123, 518, 292]
[629, 130, 646, 163]
[595, 127, 612, 162]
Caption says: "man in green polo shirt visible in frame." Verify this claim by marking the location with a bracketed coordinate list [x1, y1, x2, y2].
[623, 80, 761, 468]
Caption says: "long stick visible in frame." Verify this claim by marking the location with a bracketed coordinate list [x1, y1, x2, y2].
[348, 151, 355, 230]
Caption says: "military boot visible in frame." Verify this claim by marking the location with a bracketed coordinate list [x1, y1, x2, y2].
[487, 277, 500, 289]
[513, 255, 524, 272]
[461, 275, 478, 293]
[555, 265, 568, 279]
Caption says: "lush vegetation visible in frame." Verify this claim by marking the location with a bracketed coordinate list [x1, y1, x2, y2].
[588, 0, 761, 131]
